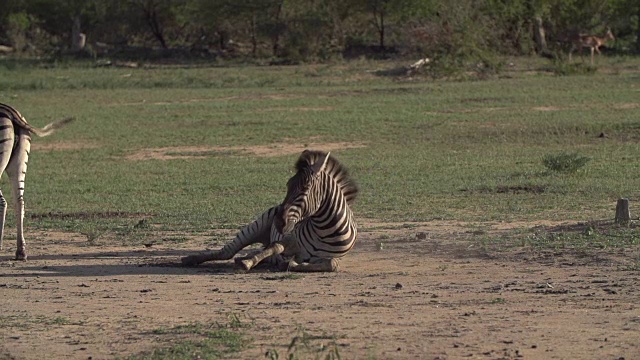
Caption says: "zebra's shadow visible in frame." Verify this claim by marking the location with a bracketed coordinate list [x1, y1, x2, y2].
[0, 249, 278, 277]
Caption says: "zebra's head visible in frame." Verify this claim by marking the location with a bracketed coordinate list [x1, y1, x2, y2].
[275, 151, 331, 235]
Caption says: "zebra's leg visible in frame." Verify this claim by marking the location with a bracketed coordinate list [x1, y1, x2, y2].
[6, 127, 30, 260]
[181, 206, 279, 266]
[233, 251, 283, 268]
[180, 236, 263, 266]
[287, 258, 341, 272]
[0, 191, 6, 250]
[238, 234, 296, 271]
[238, 242, 285, 271]
[0, 117, 14, 254]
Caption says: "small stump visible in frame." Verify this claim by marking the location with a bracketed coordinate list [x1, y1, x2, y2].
[614, 198, 630, 225]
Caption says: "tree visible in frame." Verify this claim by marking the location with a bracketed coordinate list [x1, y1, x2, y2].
[127, 0, 192, 49]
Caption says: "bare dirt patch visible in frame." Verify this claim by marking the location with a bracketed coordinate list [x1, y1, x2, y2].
[611, 102, 640, 110]
[125, 141, 367, 161]
[0, 221, 638, 360]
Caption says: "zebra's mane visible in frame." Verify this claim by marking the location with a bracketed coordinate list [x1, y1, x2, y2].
[295, 150, 358, 205]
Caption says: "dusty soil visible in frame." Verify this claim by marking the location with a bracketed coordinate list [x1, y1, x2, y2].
[0, 221, 638, 360]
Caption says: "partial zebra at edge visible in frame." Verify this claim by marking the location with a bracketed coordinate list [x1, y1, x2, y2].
[0, 103, 74, 260]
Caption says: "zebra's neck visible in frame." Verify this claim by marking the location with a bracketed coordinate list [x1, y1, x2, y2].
[309, 173, 349, 227]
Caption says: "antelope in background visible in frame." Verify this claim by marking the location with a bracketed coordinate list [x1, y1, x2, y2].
[568, 28, 615, 65]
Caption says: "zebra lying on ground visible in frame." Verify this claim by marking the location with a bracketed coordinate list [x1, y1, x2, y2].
[181, 150, 358, 272]
[0, 103, 73, 260]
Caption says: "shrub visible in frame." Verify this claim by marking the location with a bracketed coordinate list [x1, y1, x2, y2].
[544, 57, 598, 76]
[542, 152, 591, 173]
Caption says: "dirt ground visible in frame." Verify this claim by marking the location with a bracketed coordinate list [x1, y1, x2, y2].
[0, 221, 638, 360]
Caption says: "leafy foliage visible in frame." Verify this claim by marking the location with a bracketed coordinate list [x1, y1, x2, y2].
[0, 0, 638, 62]
[542, 152, 591, 174]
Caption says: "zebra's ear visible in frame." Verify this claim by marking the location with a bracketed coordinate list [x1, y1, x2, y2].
[311, 152, 330, 175]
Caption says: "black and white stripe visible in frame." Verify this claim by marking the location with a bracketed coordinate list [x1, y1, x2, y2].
[0, 103, 72, 260]
[182, 150, 358, 272]
[274, 150, 358, 266]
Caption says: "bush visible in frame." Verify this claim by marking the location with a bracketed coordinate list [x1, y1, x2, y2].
[544, 57, 598, 76]
[542, 152, 591, 174]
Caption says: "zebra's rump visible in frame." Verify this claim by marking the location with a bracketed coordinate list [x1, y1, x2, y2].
[0, 103, 73, 138]
[0, 103, 32, 134]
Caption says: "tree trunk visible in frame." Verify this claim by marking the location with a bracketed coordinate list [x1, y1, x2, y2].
[71, 16, 86, 52]
[271, 0, 284, 57]
[379, 11, 385, 50]
[533, 16, 547, 53]
[217, 30, 227, 50]
[143, 5, 167, 48]
[249, 17, 257, 57]
[636, 6, 640, 53]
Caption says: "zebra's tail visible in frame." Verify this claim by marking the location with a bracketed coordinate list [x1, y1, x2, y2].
[29, 117, 74, 137]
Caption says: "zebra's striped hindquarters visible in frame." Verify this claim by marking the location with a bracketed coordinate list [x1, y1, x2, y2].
[0, 103, 73, 260]
[181, 205, 284, 266]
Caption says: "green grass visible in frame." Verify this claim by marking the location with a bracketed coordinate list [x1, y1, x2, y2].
[478, 220, 640, 253]
[127, 317, 249, 360]
[0, 56, 638, 248]
[265, 326, 344, 360]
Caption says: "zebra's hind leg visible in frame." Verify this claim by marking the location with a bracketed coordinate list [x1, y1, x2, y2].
[181, 205, 280, 267]
[239, 234, 296, 271]
[180, 237, 266, 266]
[180, 250, 230, 266]
[181, 247, 281, 267]
[233, 251, 284, 269]
[181, 236, 262, 267]
[0, 191, 6, 251]
[287, 258, 341, 272]
[238, 242, 286, 271]
[7, 127, 30, 260]
[0, 117, 14, 255]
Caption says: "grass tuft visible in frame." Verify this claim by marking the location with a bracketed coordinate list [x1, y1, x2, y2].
[129, 317, 250, 360]
[266, 326, 344, 360]
[542, 152, 591, 174]
[543, 59, 598, 76]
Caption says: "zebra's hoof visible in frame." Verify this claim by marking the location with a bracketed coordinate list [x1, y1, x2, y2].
[239, 259, 253, 271]
[287, 260, 299, 271]
[14, 252, 27, 261]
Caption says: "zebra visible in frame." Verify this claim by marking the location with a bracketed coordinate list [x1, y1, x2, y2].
[181, 150, 358, 272]
[0, 103, 73, 260]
